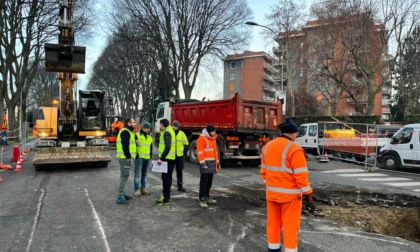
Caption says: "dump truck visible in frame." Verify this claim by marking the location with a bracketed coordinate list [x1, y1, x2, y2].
[154, 93, 283, 167]
[32, 0, 110, 170]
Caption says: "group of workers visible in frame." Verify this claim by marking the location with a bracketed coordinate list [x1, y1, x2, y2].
[115, 117, 219, 209]
[114, 116, 312, 252]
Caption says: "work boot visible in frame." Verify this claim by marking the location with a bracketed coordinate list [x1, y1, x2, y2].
[124, 195, 133, 200]
[155, 194, 170, 205]
[267, 248, 280, 252]
[199, 200, 208, 209]
[134, 190, 141, 197]
[206, 198, 217, 205]
[116, 197, 129, 205]
[140, 189, 150, 196]
[177, 186, 186, 192]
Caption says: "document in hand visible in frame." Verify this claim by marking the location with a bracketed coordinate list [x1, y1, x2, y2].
[151, 160, 168, 173]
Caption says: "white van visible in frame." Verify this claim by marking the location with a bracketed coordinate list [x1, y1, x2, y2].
[377, 124, 420, 170]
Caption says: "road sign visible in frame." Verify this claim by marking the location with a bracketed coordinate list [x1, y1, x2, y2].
[0, 114, 7, 130]
[1, 130, 6, 146]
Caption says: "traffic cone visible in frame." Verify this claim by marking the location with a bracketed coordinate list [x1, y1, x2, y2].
[14, 160, 23, 172]
[324, 151, 328, 160]
[11, 146, 20, 162]
[19, 154, 24, 164]
[0, 177, 3, 182]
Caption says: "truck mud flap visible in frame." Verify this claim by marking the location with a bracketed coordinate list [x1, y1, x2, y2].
[45, 43, 86, 73]
[33, 146, 111, 165]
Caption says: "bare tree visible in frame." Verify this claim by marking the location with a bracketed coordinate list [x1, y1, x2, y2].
[266, 0, 306, 116]
[28, 64, 59, 108]
[310, 0, 420, 114]
[112, 0, 252, 99]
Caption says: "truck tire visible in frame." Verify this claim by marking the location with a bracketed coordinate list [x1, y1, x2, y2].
[382, 155, 400, 170]
[188, 140, 199, 164]
[354, 155, 366, 162]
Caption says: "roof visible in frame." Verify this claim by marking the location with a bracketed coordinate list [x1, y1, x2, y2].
[224, 51, 273, 61]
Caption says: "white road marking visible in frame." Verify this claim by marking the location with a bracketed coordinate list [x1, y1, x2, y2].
[413, 189, 420, 192]
[321, 169, 365, 173]
[300, 230, 409, 246]
[338, 173, 388, 177]
[358, 177, 412, 182]
[84, 188, 111, 252]
[383, 182, 420, 187]
[26, 189, 45, 252]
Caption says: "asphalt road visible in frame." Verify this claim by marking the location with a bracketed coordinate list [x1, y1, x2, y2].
[1, 144, 419, 252]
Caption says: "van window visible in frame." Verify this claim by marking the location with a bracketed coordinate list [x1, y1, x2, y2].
[393, 127, 413, 144]
[299, 125, 307, 137]
[309, 125, 317, 136]
[156, 103, 165, 119]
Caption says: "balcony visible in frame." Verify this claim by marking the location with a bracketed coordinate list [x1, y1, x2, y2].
[264, 64, 279, 75]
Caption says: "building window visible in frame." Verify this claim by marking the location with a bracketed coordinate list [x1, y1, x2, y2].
[229, 72, 235, 81]
[229, 82, 235, 91]
[230, 62, 236, 69]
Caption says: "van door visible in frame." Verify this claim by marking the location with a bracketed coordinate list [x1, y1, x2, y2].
[391, 127, 417, 167]
[412, 129, 420, 167]
[296, 124, 308, 147]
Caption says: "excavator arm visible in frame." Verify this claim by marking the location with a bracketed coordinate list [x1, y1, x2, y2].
[45, 0, 85, 73]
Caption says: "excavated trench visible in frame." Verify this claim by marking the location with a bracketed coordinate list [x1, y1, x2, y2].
[226, 183, 420, 244]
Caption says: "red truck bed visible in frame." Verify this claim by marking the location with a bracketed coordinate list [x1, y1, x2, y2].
[172, 94, 282, 133]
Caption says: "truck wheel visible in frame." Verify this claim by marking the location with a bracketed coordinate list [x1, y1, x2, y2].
[354, 155, 366, 162]
[188, 140, 199, 164]
[383, 155, 399, 170]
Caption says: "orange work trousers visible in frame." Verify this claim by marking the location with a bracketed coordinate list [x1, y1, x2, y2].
[266, 198, 302, 251]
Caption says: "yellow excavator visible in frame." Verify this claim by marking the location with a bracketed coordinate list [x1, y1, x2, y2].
[33, 0, 111, 170]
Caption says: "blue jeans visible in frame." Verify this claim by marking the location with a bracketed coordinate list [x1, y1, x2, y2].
[134, 158, 150, 190]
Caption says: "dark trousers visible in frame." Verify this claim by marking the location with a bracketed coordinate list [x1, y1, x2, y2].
[161, 159, 175, 200]
[199, 173, 214, 200]
[174, 156, 184, 187]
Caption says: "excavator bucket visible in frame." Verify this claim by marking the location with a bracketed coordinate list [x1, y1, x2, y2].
[45, 43, 86, 73]
[33, 146, 111, 168]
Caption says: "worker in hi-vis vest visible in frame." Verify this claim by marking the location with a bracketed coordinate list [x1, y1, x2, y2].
[116, 117, 137, 205]
[155, 118, 176, 205]
[171, 120, 189, 192]
[261, 118, 313, 252]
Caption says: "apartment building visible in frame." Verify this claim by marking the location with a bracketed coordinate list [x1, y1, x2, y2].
[223, 51, 281, 102]
[275, 17, 386, 116]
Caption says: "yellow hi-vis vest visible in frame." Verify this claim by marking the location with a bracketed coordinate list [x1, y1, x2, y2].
[175, 130, 188, 157]
[158, 125, 176, 160]
[116, 128, 136, 159]
[136, 132, 153, 159]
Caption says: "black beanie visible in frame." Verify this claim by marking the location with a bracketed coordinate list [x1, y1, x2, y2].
[206, 124, 216, 133]
[172, 121, 180, 127]
[160, 118, 170, 127]
[278, 118, 299, 133]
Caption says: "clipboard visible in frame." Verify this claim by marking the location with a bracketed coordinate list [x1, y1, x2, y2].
[151, 160, 168, 173]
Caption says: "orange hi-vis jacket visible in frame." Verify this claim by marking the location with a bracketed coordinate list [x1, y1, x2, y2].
[261, 136, 312, 203]
[197, 133, 219, 172]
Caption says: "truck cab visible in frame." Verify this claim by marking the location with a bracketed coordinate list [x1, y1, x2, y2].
[377, 124, 420, 170]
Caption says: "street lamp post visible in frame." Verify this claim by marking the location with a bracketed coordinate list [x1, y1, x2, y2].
[246, 21, 287, 115]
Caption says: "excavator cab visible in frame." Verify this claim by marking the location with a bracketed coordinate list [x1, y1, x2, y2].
[78, 90, 106, 131]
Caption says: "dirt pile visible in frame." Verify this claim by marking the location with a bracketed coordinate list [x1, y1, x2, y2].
[313, 184, 420, 243]
[225, 183, 420, 244]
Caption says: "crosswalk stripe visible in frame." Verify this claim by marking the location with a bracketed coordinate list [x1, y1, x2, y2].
[384, 182, 420, 187]
[338, 173, 388, 177]
[358, 177, 412, 182]
[321, 169, 364, 173]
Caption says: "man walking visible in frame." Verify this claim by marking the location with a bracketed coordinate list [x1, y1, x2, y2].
[172, 121, 189, 192]
[196, 124, 219, 209]
[134, 122, 153, 197]
[116, 117, 137, 205]
[260, 118, 313, 252]
[155, 119, 176, 205]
